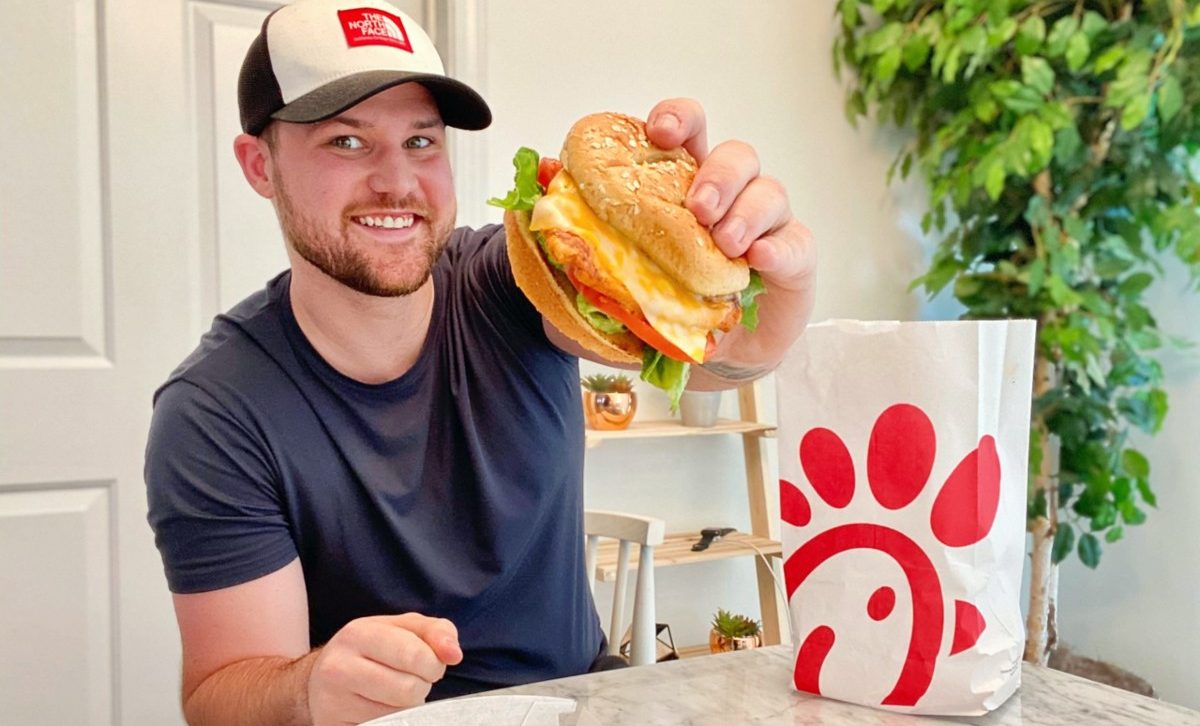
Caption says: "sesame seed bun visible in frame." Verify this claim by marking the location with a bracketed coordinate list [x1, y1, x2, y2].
[561, 112, 750, 297]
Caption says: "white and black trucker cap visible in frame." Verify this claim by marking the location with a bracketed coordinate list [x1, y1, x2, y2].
[238, 0, 491, 135]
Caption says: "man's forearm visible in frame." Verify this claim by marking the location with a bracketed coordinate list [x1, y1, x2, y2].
[184, 651, 316, 726]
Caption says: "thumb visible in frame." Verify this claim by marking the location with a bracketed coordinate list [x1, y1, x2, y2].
[390, 613, 464, 666]
[431, 635, 463, 666]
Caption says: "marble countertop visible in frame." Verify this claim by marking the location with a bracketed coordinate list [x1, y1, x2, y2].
[490, 645, 1199, 725]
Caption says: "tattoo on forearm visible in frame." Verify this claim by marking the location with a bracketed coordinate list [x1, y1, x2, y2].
[698, 360, 777, 382]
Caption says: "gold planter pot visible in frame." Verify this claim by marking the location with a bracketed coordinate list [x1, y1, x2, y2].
[708, 629, 762, 654]
[582, 391, 637, 431]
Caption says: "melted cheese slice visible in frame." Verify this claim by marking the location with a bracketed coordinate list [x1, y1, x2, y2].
[530, 171, 724, 362]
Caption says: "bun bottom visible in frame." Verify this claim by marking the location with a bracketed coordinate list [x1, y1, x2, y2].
[504, 209, 643, 365]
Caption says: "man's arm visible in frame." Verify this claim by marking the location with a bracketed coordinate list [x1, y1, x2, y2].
[175, 559, 463, 726]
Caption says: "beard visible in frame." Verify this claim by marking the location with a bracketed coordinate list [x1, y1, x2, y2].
[273, 174, 453, 297]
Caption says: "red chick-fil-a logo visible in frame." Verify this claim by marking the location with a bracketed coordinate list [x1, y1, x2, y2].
[782, 403, 1002, 707]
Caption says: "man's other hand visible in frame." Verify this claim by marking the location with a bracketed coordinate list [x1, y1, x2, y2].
[307, 613, 463, 726]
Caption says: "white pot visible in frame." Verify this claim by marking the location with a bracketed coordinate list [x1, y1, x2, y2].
[679, 390, 722, 427]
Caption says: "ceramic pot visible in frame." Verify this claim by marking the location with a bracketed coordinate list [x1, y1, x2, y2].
[679, 390, 722, 427]
[708, 629, 763, 654]
[582, 391, 637, 430]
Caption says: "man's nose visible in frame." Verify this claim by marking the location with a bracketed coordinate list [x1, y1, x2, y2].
[366, 150, 418, 197]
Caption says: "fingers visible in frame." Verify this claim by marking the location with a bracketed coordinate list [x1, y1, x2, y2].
[385, 613, 463, 666]
[685, 140, 762, 231]
[314, 649, 433, 714]
[646, 98, 708, 162]
[744, 220, 817, 290]
[307, 614, 462, 725]
[335, 656, 434, 710]
[349, 621, 450, 683]
[708, 174, 790, 259]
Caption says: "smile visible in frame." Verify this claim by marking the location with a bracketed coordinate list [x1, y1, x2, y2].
[352, 214, 416, 229]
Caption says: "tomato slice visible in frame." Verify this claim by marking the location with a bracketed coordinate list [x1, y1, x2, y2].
[571, 274, 699, 364]
[538, 157, 563, 190]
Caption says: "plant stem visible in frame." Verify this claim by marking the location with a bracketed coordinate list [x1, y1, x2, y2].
[1025, 354, 1060, 665]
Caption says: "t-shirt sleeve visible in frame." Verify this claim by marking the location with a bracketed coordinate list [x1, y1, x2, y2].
[454, 223, 561, 349]
[144, 379, 298, 594]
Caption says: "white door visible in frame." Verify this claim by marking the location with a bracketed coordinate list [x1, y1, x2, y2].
[0, 1, 458, 722]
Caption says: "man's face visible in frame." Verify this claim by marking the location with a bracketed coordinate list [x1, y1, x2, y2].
[264, 83, 456, 297]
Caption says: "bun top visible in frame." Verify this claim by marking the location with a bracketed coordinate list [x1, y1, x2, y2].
[560, 113, 750, 297]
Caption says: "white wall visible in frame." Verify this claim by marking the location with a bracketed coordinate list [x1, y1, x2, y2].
[476, 0, 1200, 709]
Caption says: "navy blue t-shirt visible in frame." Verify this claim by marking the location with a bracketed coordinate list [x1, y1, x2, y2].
[144, 225, 604, 698]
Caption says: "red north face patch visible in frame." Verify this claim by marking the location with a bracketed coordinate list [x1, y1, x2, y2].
[337, 8, 413, 52]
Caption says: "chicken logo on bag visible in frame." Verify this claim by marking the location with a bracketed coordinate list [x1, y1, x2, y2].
[781, 403, 1001, 707]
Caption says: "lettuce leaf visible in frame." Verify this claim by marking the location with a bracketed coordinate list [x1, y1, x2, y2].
[487, 147, 542, 211]
[641, 349, 691, 411]
[576, 295, 627, 335]
[739, 270, 766, 332]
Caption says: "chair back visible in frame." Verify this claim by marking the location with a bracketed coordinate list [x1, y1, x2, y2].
[584, 510, 665, 666]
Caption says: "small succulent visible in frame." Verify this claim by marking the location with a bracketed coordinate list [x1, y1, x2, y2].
[581, 373, 634, 394]
[711, 609, 761, 639]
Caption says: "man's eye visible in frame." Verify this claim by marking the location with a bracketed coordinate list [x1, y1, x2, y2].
[331, 136, 365, 150]
[405, 136, 434, 149]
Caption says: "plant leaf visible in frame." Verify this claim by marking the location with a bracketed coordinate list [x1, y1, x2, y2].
[1022, 56, 1055, 95]
[1122, 448, 1150, 479]
[1066, 32, 1091, 71]
[1078, 533, 1102, 568]
[1052, 523, 1075, 564]
[1158, 75, 1183, 121]
[1015, 16, 1046, 55]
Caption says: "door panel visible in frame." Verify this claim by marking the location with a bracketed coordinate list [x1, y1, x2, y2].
[0, 0, 106, 359]
[0, 486, 113, 724]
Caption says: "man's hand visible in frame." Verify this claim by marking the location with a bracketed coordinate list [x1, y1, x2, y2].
[307, 614, 463, 726]
[644, 98, 816, 294]
[643, 98, 817, 386]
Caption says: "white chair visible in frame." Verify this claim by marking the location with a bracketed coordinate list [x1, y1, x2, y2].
[583, 509, 666, 666]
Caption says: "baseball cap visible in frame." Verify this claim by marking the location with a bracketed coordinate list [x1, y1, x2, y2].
[238, 0, 491, 135]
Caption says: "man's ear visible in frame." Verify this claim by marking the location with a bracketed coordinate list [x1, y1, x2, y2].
[233, 133, 276, 199]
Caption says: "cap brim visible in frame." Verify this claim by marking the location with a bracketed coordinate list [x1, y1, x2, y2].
[270, 70, 491, 130]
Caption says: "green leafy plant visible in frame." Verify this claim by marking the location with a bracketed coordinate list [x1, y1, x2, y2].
[834, 0, 1200, 663]
[711, 608, 762, 638]
[581, 373, 635, 394]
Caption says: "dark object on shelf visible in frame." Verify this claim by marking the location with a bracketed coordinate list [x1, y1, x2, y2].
[619, 623, 680, 663]
[692, 527, 736, 552]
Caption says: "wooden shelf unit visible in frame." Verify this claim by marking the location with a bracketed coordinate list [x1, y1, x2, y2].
[591, 531, 781, 583]
[585, 418, 775, 448]
[585, 383, 785, 648]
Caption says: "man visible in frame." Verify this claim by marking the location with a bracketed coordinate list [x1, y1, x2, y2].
[144, 0, 816, 724]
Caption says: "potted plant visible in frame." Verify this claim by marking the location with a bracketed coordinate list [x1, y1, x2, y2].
[834, 1, 1200, 669]
[709, 608, 763, 653]
[581, 373, 638, 431]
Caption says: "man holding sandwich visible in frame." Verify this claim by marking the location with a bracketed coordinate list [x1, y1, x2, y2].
[143, 1, 815, 724]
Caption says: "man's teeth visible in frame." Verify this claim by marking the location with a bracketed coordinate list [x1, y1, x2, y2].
[355, 215, 415, 229]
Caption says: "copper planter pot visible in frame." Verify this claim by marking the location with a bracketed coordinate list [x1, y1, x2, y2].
[582, 391, 637, 431]
[708, 630, 762, 654]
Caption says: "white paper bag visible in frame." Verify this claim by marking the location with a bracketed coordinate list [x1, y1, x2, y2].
[775, 319, 1036, 715]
